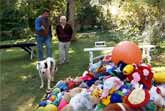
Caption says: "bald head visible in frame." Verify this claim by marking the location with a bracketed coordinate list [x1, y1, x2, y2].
[60, 16, 67, 25]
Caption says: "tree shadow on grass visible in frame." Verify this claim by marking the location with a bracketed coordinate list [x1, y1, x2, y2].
[0, 49, 46, 111]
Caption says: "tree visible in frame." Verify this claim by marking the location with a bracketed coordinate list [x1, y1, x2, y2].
[67, 0, 76, 41]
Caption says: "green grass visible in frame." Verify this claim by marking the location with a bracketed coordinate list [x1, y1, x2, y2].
[0, 31, 165, 111]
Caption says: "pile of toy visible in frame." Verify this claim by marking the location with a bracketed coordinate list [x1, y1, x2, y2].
[36, 41, 165, 111]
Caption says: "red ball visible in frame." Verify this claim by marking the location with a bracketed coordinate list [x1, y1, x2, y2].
[112, 41, 142, 65]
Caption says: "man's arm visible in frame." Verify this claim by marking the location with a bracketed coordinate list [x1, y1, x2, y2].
[69, 24, 73, 36]
[35, 17, 44, 32]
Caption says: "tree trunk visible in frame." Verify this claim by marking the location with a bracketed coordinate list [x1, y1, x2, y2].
[67, 0, 76, 41]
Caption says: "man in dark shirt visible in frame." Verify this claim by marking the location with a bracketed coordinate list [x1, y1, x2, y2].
[56, 16, 73, 64]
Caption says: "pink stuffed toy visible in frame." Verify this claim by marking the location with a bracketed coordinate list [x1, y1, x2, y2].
[58, 98, 69, 111]
[127, 64, 153, 89]
[101, 77, 123, 98]
[130, 72, 141, 87]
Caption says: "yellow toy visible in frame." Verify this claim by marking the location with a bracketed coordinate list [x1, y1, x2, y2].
[92, 88, 103, 98]
[101, 96, 111, 106]
[154, 72, 165, 83]
[44, 104, 58, 111]
[123, 64, 134, 75]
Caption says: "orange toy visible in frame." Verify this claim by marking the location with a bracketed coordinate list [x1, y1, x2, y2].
[112, 41, 142, 65]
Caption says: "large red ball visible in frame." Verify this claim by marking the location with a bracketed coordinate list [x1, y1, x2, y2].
[112, 41, 142, 65]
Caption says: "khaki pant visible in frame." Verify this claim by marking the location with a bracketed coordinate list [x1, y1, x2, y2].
[59, 41, 70, 64]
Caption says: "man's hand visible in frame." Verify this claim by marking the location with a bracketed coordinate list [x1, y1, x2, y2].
[41, 25, 45, 30]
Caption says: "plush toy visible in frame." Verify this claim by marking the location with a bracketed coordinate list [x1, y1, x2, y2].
[149, 85, 165, 107]
[80, 71, 94, 81]
[110, 92, 123, 103]
[44, 104, 58, 111]
[103, 103, 143, 111]
[58, 98, 69, 111]
[39, 101, 47, 107]
[103, 54, 112, 63]
[61, 104, 73, 111]
[79, 82, 88, 88]
[68, 87, 82, 97]
[37, 107, 45, 111]
[153, 72, 165, 83]
[49, 95, 56, 102]
[53, 92, 64, 106]
[144, 101, 157, 111]
[125, 84, 150, 109]
[69, 91, 97, 111]
[89, 60, 103, 73]
[105, 64, 116, 75]
[55, 80, 68, 91]
[52, 88, 61, 96]
[101, 96, 111, 106]
[94, 103, 105, 111]
[118, 83, 132, 96]
[126, 64, 153, 89]
[130, 72, 141, 87]
[123, 64, 135, 75]
[86, 78, 97, 87]
[96, 65, 106, 73]
[101, 77, 123, 98]
[91, 87, 103, 98]
[73, 76, 82, 86]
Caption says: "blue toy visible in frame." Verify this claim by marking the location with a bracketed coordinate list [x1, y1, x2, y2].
[39, 101, 47, 107]
[55, 80, 68, 91]
[110, 93, 122, 103]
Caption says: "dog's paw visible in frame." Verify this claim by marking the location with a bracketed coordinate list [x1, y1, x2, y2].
[46, 89, 52, 93]
[47, 87, 52, 92]
[40, 85, 44, 89]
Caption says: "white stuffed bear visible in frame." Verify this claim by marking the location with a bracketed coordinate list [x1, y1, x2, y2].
[69, 90, 96, 111]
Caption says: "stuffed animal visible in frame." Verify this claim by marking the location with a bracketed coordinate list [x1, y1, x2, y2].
[101, 96, 111, 106]
[89, 84, 103, 98]
[55, 80, 68, 91]
[103, 103, 143, 111]
[63, 87, 83, 102]
[126, 64, 153, 89]
[89, 61, 103, 73]
[101, 77, 123, 98]
[125, 84, 150, 109]
[58, 98, 69, 111]
[103, 54, 112, 63]
[80, 71, 94, 81]
[149, 85, 165, 107]
[61, 104, 73, 111]
[123, 64, 135, 75]
[58, 87, 83, 111]
[69, 91, 98, 111]
[153, 72, 165, 83]
[65, 77, 76, 89]
[94, 103, 105, 111]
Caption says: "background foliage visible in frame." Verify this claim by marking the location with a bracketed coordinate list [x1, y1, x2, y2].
[0, 0, 66, 41]
[0, 0, 165, 49]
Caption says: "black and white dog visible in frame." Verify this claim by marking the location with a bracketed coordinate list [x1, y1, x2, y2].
[36, 57, 57, 90]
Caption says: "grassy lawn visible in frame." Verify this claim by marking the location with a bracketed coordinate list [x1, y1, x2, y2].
[0, 31, 165, 111]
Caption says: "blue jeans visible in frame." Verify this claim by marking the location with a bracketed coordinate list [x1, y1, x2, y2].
[36, 35, 52, 61]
